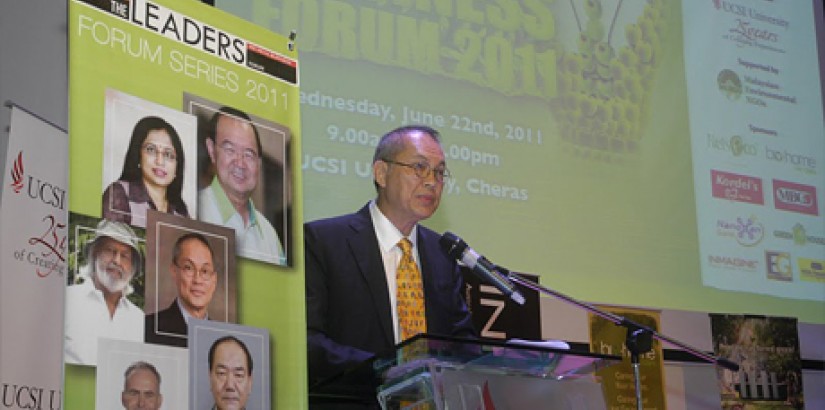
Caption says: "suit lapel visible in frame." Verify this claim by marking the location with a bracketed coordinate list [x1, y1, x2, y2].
[347, 206, 395, 346]
[416, 228, 438, 322]
[418, 226, 461, 335]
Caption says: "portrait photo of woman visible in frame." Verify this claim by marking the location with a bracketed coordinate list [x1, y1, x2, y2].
[101, 89, 198, 229]
[102, 116, 189, 227]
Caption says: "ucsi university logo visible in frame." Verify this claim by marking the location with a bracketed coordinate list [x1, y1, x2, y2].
[9, 151, 67, 210]
[9, 151, 25, 193]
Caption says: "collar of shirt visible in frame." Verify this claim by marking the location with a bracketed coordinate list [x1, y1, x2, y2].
[124, 179, 151, 203]
[80, 277, 133, 311]
[209, 177, 262, 232]
[369, 199, 419, 256]
[176, 297, 207, 326]
[125, 179, 185, 214]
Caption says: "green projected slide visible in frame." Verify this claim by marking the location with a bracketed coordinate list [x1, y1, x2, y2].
[222, 0, 825, 324]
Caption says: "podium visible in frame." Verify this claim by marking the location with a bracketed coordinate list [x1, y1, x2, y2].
[374, 334, 620, 410]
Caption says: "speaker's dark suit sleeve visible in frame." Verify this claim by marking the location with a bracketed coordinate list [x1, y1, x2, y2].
[304, 203, 475, 385]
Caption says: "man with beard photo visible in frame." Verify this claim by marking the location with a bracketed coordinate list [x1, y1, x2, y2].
[65, 219, 145, 366]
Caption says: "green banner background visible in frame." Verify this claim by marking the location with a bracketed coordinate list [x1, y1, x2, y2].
[67, 0, 306, 408]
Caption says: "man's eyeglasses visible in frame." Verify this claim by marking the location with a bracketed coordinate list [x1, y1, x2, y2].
[383, 159, 451, 182]
[218, 142, 259, 163]
[175, 261, 217, 281]
[142, 143, 177, 162]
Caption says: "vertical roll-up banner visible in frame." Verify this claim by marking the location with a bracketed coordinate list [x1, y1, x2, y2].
[67, 0, 303, 408]
[1, 105, 68, 410]
[588, 306, 667, 410]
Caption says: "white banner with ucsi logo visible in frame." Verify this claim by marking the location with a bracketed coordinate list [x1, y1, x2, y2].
[1, 104, 67, 409]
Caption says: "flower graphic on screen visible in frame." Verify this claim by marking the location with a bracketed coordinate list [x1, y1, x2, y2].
[551, 0, 668, 161]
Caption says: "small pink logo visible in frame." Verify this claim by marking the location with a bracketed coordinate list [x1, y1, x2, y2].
[10, 151, 24, 193]
[773, 179, 818, 216]
[711, 170, 764, 205]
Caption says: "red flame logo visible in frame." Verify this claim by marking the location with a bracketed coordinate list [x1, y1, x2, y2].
[10, 151, 24, 193]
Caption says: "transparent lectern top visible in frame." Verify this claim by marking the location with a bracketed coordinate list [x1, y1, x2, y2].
[375, 334, 620, 385]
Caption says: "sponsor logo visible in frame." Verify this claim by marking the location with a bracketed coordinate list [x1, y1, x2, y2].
[717, 69, 743, 100]
[708, 254, 759, 271]
[765, 146, 817, 175]
[714, 0, 746, 15]
[773, 179, 818, 216]
[707, 134, 757, 158]
[713, 0, 790, 30]
[729, 19, 779, 44]
[717, 215, 764, 246]
[765, 250, 792, 281]
[715, 1, 788, 54]
[798, 257, 825, 282]
[711, 170, 764, 205]
[773, 223, 825, 247]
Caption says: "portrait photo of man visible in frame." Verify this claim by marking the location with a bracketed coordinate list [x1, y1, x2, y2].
[64, 217, 145, 366]
[121, 361, 163, 410]
[189, 320, 270, 410]
[144, 211, 236, 348]
[208, 336, 253, 410]
[185, 94, 292, 267]
[96, 339, 189, 409]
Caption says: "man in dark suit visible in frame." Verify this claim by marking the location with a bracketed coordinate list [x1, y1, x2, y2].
[145, 232, 218, 347]
[304, 125, 476, 400]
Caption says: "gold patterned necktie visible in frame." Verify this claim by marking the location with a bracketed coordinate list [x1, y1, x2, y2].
[397, 238, 427, 340]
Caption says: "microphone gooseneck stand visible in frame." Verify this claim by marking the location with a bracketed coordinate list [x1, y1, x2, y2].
[502, 269, 740, 410]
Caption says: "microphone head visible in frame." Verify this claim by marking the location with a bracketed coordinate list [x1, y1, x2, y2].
[439, 231, 467, 260]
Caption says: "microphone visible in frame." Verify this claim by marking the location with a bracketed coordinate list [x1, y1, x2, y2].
[440, 232, 525, 305]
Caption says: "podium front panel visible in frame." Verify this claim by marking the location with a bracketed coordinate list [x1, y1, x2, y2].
[378, 364, 607, 410]
[376, 335, 620, 410]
